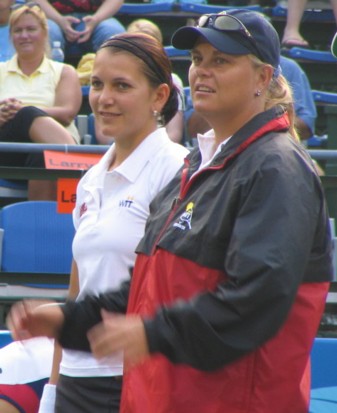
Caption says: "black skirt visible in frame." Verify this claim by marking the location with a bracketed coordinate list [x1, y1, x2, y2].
[0, 106, 48, 168]
[55, 374, 123, 413]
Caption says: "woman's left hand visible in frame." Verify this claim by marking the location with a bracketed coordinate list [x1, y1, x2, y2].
[88, 310, 150, 371]
[77, 15, 97, 44]
[0, 98, 23, 125]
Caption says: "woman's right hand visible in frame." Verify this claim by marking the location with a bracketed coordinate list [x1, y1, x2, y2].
[6, 300, 65, 341]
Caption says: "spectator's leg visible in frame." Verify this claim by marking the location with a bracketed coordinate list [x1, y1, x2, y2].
[28, 112, 75, 200]
[28, 116, 74, 144]
[65, 17, 86, 59]
[91, 18, 125, 51]
[28, 180, 57, 200]
[281, 0, 309, 47]
[330, 0, 337, 27]
[0, 400, 20, 413]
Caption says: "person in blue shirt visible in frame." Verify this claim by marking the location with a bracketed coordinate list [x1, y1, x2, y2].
[280, 55, 316, 141]
[0, 0, 15, 62]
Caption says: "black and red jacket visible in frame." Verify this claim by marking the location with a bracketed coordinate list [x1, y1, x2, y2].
[60, 106, 333, 413]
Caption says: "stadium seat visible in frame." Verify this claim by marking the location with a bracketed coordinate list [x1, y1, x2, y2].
[271, 4, 335, 23]
[311, 337, 337, 389]
[0, 201, 74, 274]
[118, 0, 176, 15]
[178, 2, 263, 14]
[164, 46, 190, 59]
[0, 330, 12, 348]
[309, 337, 337, 412]
[283, 47, 337, 63]
[0, 179, 28, 200]
[312, 89, 337, 105]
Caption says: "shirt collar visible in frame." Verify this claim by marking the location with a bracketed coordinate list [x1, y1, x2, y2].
[113, 128, 170, 182]
[197, 129, 231, 170]
[7, 54, 49, 76]
[83, 128, 171, 189]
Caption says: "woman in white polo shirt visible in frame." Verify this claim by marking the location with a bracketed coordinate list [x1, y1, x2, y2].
[37, 32, 188, 413]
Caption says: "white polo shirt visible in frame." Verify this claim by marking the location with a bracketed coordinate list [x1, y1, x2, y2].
[60, 128, 188, 377]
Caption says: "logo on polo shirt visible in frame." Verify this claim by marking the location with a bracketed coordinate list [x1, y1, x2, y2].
[79, 202, 87, 217]
[119, 196, 134, 208]
[173, 202, 194, 230]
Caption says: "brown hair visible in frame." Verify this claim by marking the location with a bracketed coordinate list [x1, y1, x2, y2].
[99, 32, 178, 125]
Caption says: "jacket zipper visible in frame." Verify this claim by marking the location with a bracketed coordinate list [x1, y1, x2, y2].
[149, 113, 290, 255]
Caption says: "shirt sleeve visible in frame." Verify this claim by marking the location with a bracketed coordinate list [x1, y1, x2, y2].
[59, 279, 131, 351]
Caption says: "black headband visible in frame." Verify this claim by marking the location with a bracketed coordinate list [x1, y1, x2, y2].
[100, 37, 167, 84]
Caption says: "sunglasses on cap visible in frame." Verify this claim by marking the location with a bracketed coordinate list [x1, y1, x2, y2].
[197, 13, 263, 60]
[11, 1, 41, 10]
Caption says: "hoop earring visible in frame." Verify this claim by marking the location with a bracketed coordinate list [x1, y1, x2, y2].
[255, 90, 262, 97]
[153, 110, 164, 128]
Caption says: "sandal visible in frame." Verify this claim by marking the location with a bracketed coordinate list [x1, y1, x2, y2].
[281, 38, 310, 49]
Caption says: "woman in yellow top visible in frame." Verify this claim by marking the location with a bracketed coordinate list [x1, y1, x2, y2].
[0, 2, 81, 200]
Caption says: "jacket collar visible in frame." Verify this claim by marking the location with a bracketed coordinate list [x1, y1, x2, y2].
[188, 106, 290, 170]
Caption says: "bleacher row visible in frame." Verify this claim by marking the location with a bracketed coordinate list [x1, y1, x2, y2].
[74, 1, 337, 151]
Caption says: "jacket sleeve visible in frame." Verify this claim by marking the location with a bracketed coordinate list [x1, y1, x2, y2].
[58, 279, 130, 351]
[143, 153, 332, 371]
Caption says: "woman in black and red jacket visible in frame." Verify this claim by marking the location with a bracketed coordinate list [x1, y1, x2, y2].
[8, 9, 333, 413]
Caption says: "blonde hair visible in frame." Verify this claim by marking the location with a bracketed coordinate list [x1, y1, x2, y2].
[250, 55, 300, 142]
[127, 18, 163, 44]
[9, 3, 50, 53]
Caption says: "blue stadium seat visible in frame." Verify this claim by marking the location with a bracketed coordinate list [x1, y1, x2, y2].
[0, 330, 12, 348]
[0, 201, 74, 275]
[118, 0, 176, 15]
[88, 113, 98, 145]
[311, 337, 337, 389]
[310, 337, 337, 412]
[81, 85, 90, 97]
[283, 47, 337, 63]
[165, 46, 190, 59]
[0, 179, 28, 199]
[271, 5, 335, 22]
[178, 2, 264, 14]
[312, 90, 337, 105]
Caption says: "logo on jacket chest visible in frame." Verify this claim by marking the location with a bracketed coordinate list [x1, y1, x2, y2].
[173, 202, 194, 230]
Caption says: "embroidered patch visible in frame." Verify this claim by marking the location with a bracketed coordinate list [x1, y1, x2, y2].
[173, 202, 194, 230]
[79, 202, 87, 217]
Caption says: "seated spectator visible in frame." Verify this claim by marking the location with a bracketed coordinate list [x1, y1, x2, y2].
[280, 55, 316, 141]
[187, 55, 317, 142]
[127, 18, 185, 144]
[0, 337, 54, 413]
[35, 0, 125, 61]
[0, 2, 82, 200]
[0, 0, 15, 61]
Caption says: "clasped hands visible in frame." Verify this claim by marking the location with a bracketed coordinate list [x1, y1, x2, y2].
[7, 300, 150, 371]
[0, 98, 22, 126]
[61, 15, 97, 44]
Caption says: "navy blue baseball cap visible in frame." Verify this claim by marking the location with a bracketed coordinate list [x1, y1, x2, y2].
[171, 9, 281, 72]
